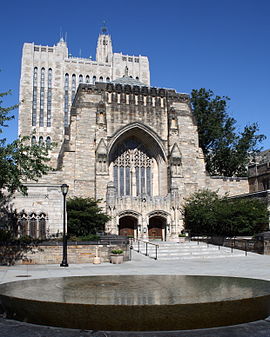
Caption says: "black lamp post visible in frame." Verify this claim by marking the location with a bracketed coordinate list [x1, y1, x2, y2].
[60, 183, 69, 267]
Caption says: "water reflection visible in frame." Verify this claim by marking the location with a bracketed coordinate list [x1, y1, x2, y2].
[1, 275, 270, 306]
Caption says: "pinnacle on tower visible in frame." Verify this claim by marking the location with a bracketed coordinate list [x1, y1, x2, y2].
[101, 21, 108, 35]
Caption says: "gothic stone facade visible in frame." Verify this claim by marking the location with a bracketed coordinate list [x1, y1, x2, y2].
[13, 80, 249, 240]
[14, 30, 249, 240]
[18, 30, 149, 169]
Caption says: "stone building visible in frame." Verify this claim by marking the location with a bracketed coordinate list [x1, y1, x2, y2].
[13, 28, 249, 240]
[248, 150, 270, 192]
[19, 26, 150, 168]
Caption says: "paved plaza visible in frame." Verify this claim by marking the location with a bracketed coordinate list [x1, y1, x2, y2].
[1, 247, 270, 336]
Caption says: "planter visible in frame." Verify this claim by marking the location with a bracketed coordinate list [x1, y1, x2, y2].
[110, 254, 124, 264]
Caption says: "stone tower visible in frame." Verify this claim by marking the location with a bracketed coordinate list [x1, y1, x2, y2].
[18, 27, 150, 168]
[96, 25, 113, 63]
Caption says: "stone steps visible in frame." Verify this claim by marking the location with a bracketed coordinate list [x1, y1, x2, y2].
[134, 241, 246, 260]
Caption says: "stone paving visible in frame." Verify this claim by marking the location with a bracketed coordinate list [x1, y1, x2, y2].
[1, 245, 270, 336]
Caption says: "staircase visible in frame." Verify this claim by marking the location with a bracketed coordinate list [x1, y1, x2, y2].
[134, 240, 247, 260]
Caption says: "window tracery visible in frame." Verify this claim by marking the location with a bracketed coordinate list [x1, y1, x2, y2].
[112, 138, 153, 196]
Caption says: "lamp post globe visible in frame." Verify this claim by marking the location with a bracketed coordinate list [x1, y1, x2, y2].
[60, 183, 69, 267]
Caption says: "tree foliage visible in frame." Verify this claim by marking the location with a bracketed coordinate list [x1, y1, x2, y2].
[67, 197, 110, 237]
[191, 88, 265, 176]
[184, 190, 269, 236]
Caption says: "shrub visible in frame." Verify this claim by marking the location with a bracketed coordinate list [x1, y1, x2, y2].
[111, 249, 123, 255]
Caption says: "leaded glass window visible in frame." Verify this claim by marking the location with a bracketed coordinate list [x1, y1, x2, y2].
[29, 213, 37, 238]
[47, 68, 52, 127]
[64, 73, 69, 126]
[112, 138, 152, 197]
[32, 67, 38, 126]
[39, 68, 45, 127]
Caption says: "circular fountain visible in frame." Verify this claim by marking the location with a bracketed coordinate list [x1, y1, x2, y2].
[1, 275, 270, 331]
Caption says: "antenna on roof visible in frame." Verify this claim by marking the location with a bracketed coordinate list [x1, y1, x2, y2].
[59, 26, 63, 40]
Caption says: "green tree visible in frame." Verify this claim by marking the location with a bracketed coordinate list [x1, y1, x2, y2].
[184, 190, 268, 236]
[67, 197, 110, 237]
[191, 88, 265, 176]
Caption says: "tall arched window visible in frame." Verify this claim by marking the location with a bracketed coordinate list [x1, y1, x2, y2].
[32, 67, 38, 126]
[79, 74, 83, 83]
[71, 74, 76, 102]
[39, 136, 43, 144]
[46, 136, 51, 146]
[111, 138, 153, 197]
[29, 213, 37, 238]
[86, 75, 90, 83]
[106, 77, 110, 82]
[31, 136, 36, 145]
[19, 213, 28, 237]
[47, 68, 52, 127]
[64, 73, 69, 127]
[39, 213, 46, 239]
[39, 67, 45, 127]
[99, 76, 103, 82]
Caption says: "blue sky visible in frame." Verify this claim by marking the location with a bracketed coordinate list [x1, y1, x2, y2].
[1, 0, 270, 149]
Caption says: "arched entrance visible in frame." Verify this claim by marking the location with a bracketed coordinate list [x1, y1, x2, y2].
[148, 216, 167, 241]
[119, 216, 138, 238]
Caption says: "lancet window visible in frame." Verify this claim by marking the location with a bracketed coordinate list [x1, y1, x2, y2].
[112, 138, 153, 197]
[32, 67, 38, 126]
[64, 73, 69, 126]
[39, 68, 45, 127]
[47, 68, 52, 127]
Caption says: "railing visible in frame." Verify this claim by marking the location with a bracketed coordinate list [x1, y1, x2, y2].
[130, 239, 159, 260]
[190, 236, 252, 256]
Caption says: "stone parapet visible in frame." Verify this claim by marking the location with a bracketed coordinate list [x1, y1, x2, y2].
[5, 244, 129, 265]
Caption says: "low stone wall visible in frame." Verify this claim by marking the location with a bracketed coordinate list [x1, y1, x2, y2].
[1, 243, 129, 265]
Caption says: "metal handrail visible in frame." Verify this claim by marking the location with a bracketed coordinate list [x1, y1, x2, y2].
[131, 239, 159, 260]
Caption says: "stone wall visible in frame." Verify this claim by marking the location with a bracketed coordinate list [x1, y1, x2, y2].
[206, 176, 249, 196]
[13, 244, 129, 265]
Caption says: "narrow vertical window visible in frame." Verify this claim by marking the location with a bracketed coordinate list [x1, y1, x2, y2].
[120, 166, 124, 196]
[79, 74, 83, 83]
[46, 136, 51, 146]
[86, 75, 90, 83]
[31, 136, 36, 145]
[47, 68, 52, 127]
[32, 67, 38, 126]
[93, 76, 96, 84]
[39, 136, 43, 144]
[141, 167, 145, 194]
[39, 67, 45, 126]
[71, 74, 76, 102]
[146, 167, 151, 196]
[64, 73, 69, 126]
[136, 167, 140, 196]
[29, 213, 37, 238]
[39, 213, 46, 239]
[114, 165, 118, 193]
[106, 77, 110, 82]
[126, 167, 130, 195]
[99, 76, 103, 82]
[19, 213, 28, 236]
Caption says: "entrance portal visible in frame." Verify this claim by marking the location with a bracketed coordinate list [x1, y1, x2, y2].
[119, 216, 138, 238]
[148, 216, 166, 240]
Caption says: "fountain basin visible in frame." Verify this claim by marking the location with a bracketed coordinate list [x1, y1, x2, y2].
[1, 275, 270, 331]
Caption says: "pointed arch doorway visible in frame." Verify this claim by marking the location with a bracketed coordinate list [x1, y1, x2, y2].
[119, 216, 138, 238]
[148, 216, 167, 241]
